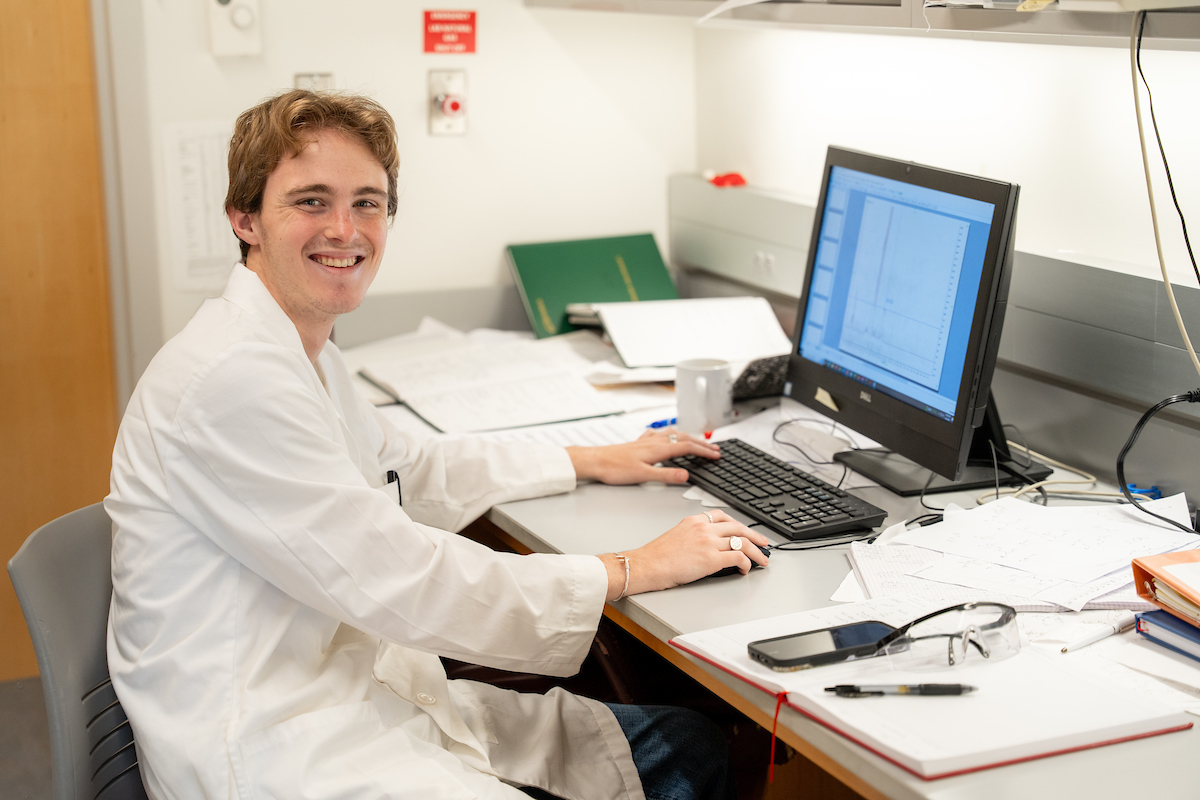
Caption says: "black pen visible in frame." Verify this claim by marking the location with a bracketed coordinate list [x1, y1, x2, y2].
[826, 684, 977, 697]
[386, 470, 401, 505]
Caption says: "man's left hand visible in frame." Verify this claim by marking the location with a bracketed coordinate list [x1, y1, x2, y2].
[567, 428, 719, 485]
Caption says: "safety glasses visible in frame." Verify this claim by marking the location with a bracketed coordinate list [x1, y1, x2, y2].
[873, 602, 1020, 670]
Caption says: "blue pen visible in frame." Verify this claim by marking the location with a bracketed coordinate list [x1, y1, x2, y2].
[647, 418, 676, 429]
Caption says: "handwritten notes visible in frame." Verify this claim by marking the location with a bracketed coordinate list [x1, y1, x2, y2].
[892, 496, 1196, 583]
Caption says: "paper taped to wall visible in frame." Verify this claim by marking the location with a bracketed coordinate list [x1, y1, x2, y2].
[162, 120, 239, 293]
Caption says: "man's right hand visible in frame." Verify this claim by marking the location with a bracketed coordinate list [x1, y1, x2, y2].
[598, 510, 771, 602]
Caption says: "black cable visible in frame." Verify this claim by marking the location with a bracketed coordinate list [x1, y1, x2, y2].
[998, 422, 1046, 503]
[989, 440, 1002, 503]
[771, 419, 839, 466]
[1135, 12, 1200, 289]
[984, 440, 1046, 504]
[771, 534, 874, 552]
[1001, 423, 1036, 470]
[771, 418, 850, 488]
[746, 521, 874, 551]
[917, 468, 944, 513]
[1116, 388, 1200, 534]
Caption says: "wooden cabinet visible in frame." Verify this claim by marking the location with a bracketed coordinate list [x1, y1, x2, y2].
[0, 0, 119, 681]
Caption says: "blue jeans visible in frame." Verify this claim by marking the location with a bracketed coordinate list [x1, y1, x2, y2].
[605, 703, 738, 800]
[520, 703, 737, 800]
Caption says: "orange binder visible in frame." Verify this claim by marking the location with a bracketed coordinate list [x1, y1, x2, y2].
[1132, 549, 1200, 628]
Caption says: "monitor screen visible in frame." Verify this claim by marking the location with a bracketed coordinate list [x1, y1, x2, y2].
[785, 147, 1025, 486]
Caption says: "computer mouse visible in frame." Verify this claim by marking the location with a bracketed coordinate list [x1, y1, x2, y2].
[707, 544, 771, 579]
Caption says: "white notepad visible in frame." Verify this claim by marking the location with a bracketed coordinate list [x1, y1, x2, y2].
[671, 597, 1191, 780]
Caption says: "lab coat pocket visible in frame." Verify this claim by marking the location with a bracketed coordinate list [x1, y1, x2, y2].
[231, 701, 474, 800]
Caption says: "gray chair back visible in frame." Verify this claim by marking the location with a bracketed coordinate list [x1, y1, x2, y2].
[8, 502, 147, 800]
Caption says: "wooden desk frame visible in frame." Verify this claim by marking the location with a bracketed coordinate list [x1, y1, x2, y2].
[465, 516, 890, 800]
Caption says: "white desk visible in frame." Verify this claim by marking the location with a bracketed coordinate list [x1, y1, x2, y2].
[481, 478, 1200, 800]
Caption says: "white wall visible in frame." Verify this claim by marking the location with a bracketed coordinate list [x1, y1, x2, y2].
[106, 4, 1200, 381]
[694, 25, 1200, 284]
[109, 0, 696, 346]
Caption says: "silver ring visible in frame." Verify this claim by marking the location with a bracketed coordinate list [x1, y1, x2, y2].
[729, 536, 743, 551]
[703, 511, 714, 524]
[668, 433, 677, 444]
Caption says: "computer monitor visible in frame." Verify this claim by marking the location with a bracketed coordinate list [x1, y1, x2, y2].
[784, 147, 1050, 496]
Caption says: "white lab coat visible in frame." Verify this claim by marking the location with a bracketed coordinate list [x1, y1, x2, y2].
[106, 265, 643, 800]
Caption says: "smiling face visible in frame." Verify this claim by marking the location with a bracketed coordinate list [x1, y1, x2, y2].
[229, 128, 390, 359]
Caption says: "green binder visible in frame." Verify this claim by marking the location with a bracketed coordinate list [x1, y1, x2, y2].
[506, 233, 678, 338]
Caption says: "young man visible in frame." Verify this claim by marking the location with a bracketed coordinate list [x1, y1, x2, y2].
[106, 90, 768, 800]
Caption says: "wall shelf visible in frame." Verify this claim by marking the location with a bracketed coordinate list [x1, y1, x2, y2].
[526, 0, 1200, 47]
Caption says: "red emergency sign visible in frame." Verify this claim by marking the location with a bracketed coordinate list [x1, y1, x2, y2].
[424, 11, 476, 54]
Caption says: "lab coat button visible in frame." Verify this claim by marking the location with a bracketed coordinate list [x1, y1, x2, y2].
[416, 692, 437, 705]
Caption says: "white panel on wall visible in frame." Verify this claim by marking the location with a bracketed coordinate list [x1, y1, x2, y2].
[694, 25, 1200, 286]
[128, 0, 696, 341]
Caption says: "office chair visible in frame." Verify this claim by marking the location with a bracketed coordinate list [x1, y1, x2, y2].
[8, 502, 148, 800]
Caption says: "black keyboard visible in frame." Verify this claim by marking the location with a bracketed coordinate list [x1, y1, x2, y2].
[666, 439, 887, 540]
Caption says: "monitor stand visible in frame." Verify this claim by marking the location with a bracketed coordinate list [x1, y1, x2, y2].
[832, 394, 1053, 498]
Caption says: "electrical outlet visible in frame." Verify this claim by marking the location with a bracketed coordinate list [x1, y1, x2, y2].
[753, 250, 776, 277]
[428, 70, 467, 136]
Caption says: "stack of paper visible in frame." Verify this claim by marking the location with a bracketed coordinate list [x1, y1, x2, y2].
[671, 597, 1191, 780]
[592, 296, 792, 369]
[1133, 550, 1200, 625]
[360, 331, 671, 433]
[847, 496, 1198, 613]
[340, 318, 532, 406]
[565, 302, 604, 329]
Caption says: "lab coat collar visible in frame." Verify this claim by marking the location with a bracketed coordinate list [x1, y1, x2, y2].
[222, 262, 309, 358]
[221, 262, 369, 474]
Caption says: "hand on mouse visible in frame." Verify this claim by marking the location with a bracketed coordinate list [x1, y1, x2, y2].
[597, 509, 770, 601]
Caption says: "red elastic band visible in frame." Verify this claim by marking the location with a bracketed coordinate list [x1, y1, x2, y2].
[768, 691, 785, 783]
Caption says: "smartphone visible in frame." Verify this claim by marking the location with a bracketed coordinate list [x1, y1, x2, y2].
[747, 620, 896, 672]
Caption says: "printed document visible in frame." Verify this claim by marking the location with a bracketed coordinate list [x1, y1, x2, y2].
[891, 495, 1196, 583]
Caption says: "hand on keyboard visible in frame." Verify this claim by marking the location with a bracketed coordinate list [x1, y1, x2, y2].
[568, 427, 719, 485]
[665, 439, 886, 541]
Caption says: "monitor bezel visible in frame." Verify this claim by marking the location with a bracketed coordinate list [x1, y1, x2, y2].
[784, 146, 1019, 481]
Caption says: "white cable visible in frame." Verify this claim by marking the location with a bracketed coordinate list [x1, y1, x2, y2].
[1008, 442, 1094, 480]
[980, 487, 1132, 504]
[1130, 13, 1200, 382]
[974, 441, 1098, 505]
[975, 441, 1157, 505]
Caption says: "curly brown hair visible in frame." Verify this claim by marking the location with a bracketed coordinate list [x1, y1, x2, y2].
[225, 90, 400, 260]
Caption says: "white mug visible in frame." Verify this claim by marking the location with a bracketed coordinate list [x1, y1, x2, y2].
[675, 358, 732, 435]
